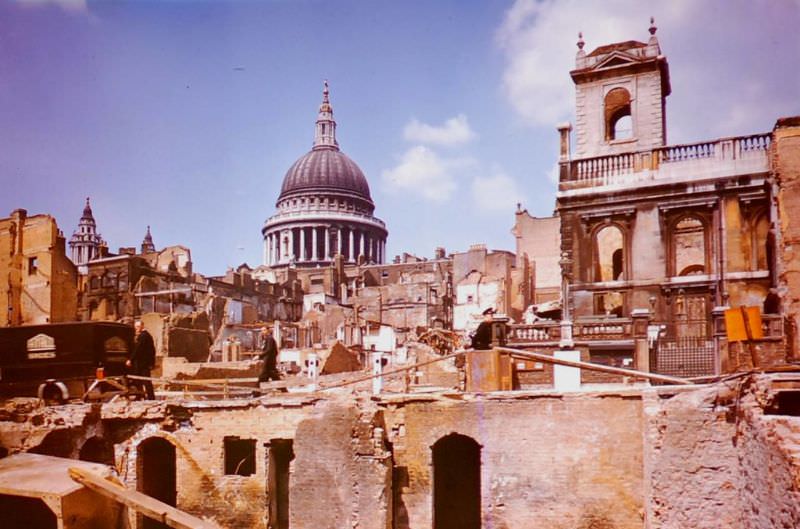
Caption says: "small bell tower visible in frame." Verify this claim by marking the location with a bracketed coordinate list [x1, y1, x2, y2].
[570, 18, 671, 159]
[68, 197, 104, 273]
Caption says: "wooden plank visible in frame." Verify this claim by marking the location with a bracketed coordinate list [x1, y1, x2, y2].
[69, 467, 220, 529]
[495, 346, 693, 385]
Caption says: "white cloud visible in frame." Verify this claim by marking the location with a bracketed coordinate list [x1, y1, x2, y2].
[496, 0, 800, 140]
[382, 146, 472, 202]
[15, 0, 89, 13]
[471, 171, 527, 213]
[403, 114, 477, 147]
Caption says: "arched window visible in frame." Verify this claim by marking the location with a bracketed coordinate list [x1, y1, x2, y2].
[672, 216, 707, 276]
[605, 87, 632, 141]
[594, 224, 624, 282]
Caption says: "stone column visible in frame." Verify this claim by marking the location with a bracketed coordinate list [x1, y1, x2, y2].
[263, 237, 268, 266]
[359, 231, 365, 259]
[312, 226, 318, 261]
[349, 229, 355, 262]
[288, 229, 294, 262]
[270, 234, 275, 265]
[299, 227, 306, 261]
[324, 227, 330, 260]
[272, 234, 276, 265]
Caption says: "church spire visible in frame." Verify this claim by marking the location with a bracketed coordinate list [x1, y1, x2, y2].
[141, 225, 155, 254]
[69, 196, 104, 272]
[82, 196, 94, 220]
[313, 80, 339, 151]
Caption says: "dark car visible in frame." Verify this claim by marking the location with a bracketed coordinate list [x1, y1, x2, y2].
[0, 322, 133, 403]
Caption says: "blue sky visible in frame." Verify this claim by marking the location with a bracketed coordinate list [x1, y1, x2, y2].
[1, 0, 798, 275]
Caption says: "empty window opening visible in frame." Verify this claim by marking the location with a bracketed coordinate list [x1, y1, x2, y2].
[268, 439, 295, 529]
[432, 433, 481, 529]
[137, 437, 176, 529]
[673, 217, 706, 276]
[594, 291, 624, 317]
[765, 391, 800, 416]
[28, 257, 38, 275]
[79, 436, 115, 466]
[29, 429, 74, 458]
[605, 87, 632, 141]
[224, 436, 256, 476]
[594, 225, 624, 282]
[0, 494, 56, 529]
[753, 214, 769, 270]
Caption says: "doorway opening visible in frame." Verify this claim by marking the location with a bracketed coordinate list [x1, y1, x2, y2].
[432, 433, 481, 529]
[137, 437, 176, 529]
[267, 439, 294, 529]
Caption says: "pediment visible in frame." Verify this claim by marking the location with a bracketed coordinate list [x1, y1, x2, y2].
[593, 52, 640, 70]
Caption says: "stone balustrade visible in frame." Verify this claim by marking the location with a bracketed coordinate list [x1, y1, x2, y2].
[508, 318, 634, 344]
[560, 133, 771, 192]
[508, 322, 561, 343]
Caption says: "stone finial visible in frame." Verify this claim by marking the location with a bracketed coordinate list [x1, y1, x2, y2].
[576, 32, 586, 62]
[649, 16, 657, 36]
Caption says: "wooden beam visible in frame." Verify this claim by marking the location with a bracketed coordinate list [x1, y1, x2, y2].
[69, 467, 220, 529]
[495, 346, 693, 385]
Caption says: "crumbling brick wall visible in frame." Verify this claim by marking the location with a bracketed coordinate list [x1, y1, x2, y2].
[383, 393, 645, 529]
[775, 117, 800, 357]
[645, 377, 800, 529]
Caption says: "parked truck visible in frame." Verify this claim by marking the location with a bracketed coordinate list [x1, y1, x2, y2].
[0, 322, 133, 403]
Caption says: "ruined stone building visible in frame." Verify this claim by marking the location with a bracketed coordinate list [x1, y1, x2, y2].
[262, 82, 388, 268]
[506, 21, 796, 380]
[452, 244, 532, 330]
[511, 206, 561, 305]
[77, 221, 302, 362]
[0, 209, 77, 326]
[4, 21, 800, 529]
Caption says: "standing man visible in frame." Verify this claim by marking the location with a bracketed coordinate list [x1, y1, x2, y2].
[470, 308, 495, 350]
[127, 320, 156, 399]
[258, 326, 281, 383]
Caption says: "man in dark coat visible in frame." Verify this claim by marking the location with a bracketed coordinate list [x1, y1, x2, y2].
[258, 327, 281, 383]
[127, 320, 156, 399]
[470, 308, 495, 350]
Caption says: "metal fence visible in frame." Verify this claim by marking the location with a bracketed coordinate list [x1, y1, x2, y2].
[655, 336, 716, 378]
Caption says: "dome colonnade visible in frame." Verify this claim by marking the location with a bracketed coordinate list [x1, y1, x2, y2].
[262, 82, 387, 267]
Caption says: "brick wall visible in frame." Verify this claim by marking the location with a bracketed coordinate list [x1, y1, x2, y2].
[383, 392, 645, 529]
